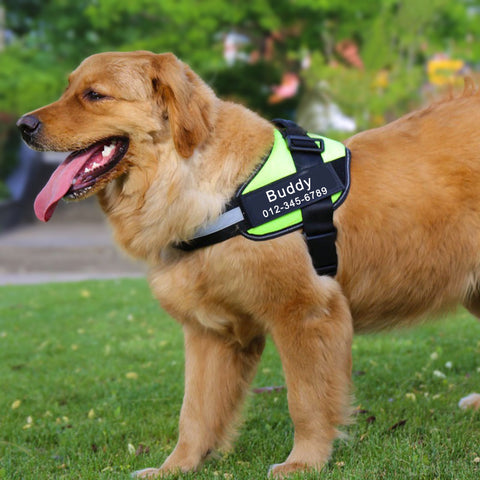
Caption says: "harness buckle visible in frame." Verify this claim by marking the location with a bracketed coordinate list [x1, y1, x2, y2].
[287, 135, 324, 154]
[304, 230, 338, 276]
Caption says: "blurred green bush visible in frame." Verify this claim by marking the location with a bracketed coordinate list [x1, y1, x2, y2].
[1, 0, 480, 198]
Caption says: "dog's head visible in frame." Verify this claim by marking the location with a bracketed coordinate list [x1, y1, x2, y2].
[17, 51, 214, 221]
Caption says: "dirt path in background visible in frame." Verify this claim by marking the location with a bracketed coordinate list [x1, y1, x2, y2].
[0, 198, 145, 285]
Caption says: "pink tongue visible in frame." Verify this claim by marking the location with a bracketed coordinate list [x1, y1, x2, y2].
[34, 150, 92, 222]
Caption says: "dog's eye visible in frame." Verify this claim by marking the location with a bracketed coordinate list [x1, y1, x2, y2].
[84, 90, 108, 101]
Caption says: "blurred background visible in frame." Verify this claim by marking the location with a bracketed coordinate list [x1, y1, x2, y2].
[1, 0, 480, 230]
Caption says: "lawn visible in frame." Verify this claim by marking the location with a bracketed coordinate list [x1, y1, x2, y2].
[1, 278, 479, 479]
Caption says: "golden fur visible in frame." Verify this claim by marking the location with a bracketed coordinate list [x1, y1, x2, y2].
[19, 51, 480, 477]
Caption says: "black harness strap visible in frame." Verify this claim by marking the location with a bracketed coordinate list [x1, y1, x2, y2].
[272, 119, 339, 276]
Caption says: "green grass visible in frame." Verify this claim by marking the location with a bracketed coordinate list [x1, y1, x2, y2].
[1, 278, 479, 479]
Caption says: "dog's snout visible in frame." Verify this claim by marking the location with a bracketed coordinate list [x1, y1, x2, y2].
[16, 114, 42, 140]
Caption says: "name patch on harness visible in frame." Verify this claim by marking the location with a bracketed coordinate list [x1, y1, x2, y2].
[239, 163, 343, 228]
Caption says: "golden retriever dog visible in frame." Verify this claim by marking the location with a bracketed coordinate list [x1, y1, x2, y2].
[17, 51, 480, 478]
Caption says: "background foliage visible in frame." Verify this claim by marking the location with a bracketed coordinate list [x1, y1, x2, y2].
[2, 0, 480, 116]
[1, 0, 480, 194]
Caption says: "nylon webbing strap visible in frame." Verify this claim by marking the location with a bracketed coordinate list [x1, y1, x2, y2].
[177, 199, 245, 252]
[272, 119, 339, 276]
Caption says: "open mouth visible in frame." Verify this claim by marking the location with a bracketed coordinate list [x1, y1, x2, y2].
[65, 137, 129, 198]
[34, 136, 129, 222]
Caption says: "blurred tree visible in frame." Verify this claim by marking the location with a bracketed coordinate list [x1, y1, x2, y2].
[302, 0, 480, 130]
[1, 0, 479, 119]
[0, 0, 384, 115]
[2, 0, 479, 198]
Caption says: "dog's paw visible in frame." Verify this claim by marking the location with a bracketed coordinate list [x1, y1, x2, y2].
[131, 467, 162, 479]
[268, 462, 314, 478]
[459, 393, 480, 410]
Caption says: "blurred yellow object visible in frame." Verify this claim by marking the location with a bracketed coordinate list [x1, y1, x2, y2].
[372, 70, 389, 89]
[428, 58, 465, 86]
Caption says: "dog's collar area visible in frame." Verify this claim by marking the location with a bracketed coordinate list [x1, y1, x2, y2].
[176, 119, 351, 277]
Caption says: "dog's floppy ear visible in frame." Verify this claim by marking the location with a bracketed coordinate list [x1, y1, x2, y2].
[151, 53, 213, 158]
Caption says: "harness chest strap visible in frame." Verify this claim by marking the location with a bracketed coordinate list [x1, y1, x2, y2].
[176, 119, 351, 277]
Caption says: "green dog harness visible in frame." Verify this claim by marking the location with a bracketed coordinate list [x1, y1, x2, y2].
[177, 119, 351, 276]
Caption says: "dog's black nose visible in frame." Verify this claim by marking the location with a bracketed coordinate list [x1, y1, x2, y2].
[16, 114, 42, 140]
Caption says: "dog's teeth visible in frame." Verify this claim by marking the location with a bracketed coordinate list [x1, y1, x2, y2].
[84, 161, 101, 174]
[102, 143, 116, 158]
[72, 178, 77, 185]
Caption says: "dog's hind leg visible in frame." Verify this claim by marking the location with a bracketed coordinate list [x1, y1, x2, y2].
[134, 324, 265, 478]
[268, 278, 353, 478]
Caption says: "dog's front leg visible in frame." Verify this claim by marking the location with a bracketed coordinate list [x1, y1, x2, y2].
[268, 282, 353, 478]
[134, 323, 265, 478]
